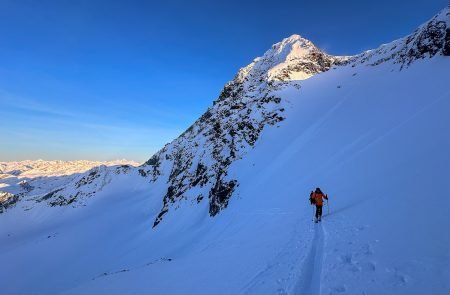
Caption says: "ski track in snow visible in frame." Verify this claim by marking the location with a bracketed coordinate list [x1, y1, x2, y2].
[242, 215, 314, 295]
[242, 211, 327, 295]
[293, 221, 325, 295]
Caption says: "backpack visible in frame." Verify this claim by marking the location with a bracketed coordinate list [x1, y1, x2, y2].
[309, 192, 315, 204]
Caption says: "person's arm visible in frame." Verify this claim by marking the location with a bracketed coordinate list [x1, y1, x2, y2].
[324, 194, 328, 200]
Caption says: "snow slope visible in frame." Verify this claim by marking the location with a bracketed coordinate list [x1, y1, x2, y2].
[0, 6, 449, 295]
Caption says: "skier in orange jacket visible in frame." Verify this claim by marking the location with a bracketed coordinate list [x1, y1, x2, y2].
[309, 187, 328, 223]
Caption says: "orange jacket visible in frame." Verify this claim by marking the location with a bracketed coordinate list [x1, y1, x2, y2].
[311, 192, 328, 206]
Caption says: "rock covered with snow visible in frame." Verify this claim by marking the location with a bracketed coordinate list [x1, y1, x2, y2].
[234, 34, 348, 83]
[0, 192, 18, 213]
[348, 5, 450, 68]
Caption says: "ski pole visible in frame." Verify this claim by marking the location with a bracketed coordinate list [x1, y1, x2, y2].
[312, 205, 315, 221]
[327, 200, 330, 215]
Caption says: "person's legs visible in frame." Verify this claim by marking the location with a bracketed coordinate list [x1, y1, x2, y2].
[316, 205, 323, 220]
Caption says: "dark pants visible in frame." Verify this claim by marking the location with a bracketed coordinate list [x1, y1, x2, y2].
[315, 205, 323, 219]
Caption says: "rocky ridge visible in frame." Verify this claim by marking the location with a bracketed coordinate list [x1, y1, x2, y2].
[348, 6, 450, 68]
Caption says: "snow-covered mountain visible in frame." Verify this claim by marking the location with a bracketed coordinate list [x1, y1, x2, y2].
[143, 34, 349, 227]
[0, 159, 139, 211]
[0, 159, 140, 177]
[1, 6, 449, 295]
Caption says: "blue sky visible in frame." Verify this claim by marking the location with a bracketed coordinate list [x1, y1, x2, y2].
[0, 0, 447, 163]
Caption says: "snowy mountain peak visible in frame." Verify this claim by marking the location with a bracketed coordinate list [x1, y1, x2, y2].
[283, 33, 304, 41]
[271, 34, 317, 55]
[235, 34, 346, 83]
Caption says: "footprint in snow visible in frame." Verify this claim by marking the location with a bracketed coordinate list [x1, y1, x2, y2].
[362, 261, 376, 272]
[385, 267, 409, 286]
[330, 285, 347, 294]
[339, 253, 362, 272]
[361, 243, 374, 256]
[357, 225, 369, 231]
[339, 254, 354, 265]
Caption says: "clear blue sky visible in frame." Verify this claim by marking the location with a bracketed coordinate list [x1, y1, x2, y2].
[0, 0, 447, 163]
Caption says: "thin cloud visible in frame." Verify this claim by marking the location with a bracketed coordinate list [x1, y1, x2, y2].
[0, 91, 80, 118]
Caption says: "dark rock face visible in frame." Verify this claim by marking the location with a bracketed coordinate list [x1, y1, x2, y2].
[49, 194, 79, 206]
[115, 165, 132, 174]
[443, 28, 450, 56]
[36, 188, 79, 206]
[75, 170, 100, 188]
[209, 178, 238, 216]
[19, 180, 34, 192]
[38, 189, 63, 202]
[0, 192, 19, 213]
[404, 20, 447, 63]
[149, 85, 287, 227]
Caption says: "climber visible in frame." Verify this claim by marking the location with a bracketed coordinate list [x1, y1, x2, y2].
[309, 187, 328, 223]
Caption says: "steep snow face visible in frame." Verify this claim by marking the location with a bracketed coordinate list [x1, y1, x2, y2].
[348, 6, 450, 67]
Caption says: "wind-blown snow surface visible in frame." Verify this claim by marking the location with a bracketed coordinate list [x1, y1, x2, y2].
[1, 8, 450, 295]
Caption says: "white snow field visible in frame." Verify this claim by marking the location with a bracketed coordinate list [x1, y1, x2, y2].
[1, 7, 449, 295]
